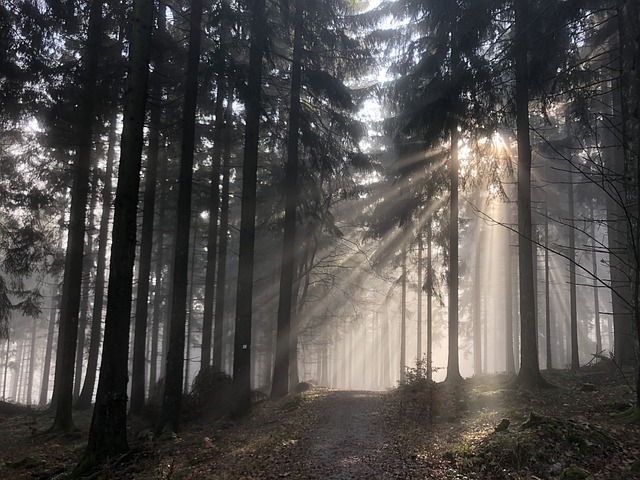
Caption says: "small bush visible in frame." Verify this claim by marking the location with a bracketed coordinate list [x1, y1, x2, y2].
[183, 367, 233, 421]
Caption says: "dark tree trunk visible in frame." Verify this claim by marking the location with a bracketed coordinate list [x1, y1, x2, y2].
[272, 1, 303, 399]
[201, 84, 224, 370]
[544, 159, 552, 370]
[591, 204, 602, 353]
[40, 290, 58, 405]
[149, 136, 169, 395]
[417, 232, 423, 365]
[130, 6, 165, 413]
[568, 163, 579, 370]
[514, 0, 546, 388]
[232, 0, 266, 418]
[400, 244, 407, 383]
[74, 170, 98, 400]
[158, 0, 204, 434]
[473, 192, 482, 376]
[445, 126, 462, 382]
[27, 315, 37, 405]
[50, 0, 103, 431]
[602, 32, 634, 366]
[75, 113, 117, 411]
[426, 221, 433, 381]
[77, 0, 153, 468]
[213, 81, 234, 371]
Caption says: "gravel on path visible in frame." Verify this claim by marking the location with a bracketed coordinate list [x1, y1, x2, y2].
[293, 390, 423, 479]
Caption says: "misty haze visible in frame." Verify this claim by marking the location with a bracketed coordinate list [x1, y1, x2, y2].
[0, 0, 639, 478]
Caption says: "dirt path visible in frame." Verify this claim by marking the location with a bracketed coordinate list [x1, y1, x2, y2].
[293, 390, 422, 479]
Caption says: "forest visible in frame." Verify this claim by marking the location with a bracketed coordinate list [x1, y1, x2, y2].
[1, 0, 640, 477]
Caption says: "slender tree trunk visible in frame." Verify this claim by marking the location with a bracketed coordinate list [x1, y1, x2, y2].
[505, 195, 516, 374]
[417, 233, 423, 366]
[272, 2, 303, 399]
[77, 0, 153, 468]
[232, 0, 267, 418]
[400, 244, 407, 382]
[213, 82, 234, 371]
[149, 137, 169, 396]
[40, 287, 59, 405]
[51, 0, 103, 431]
[2, 338, 9, 401]
[474, 191, 482, 375]
[602, 32, 635, 366]
[381, 301, 391, 387]
[514, 0, 546, 387]
[591, 204, 602, 353]
[617, 0, 640, 405]
[74, 170, 98, 400]
[568, 163, 579, 370]
[201, 85, 224, 370]
[76, 113, 117, 411]
[445, 125, 462, 382]
[544, 160, 552, 370]
[130, 7, 165, 413]
[12, 340, 24, 402]
[159, 0, 204, 434]
[27, 315, 38, 405]
[184, 216, 199, 394]
[426, 221, 433, 381]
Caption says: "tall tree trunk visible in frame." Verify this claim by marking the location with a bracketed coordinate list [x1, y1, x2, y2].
[617, 0, 640, 405]
[2, 338, 9, 400]
[149, 136, 169, 395]
[232, 0, 266, 418]
[445, 125, 462, 382]
[417, 232, 423, 367]
[184, 216, 199, 394]
[602, 32, 635, 366]
[50, 0, 103, 431]
[426, 221, 433, 381]
[213, 81, 234, 371]
[381, 302, 391, 387]
[591, 204, 602, 353]
[74, 170, 98, 400]
[201, 84, 224, 370]
[272, 2, 303, 398]
[473, 190, 482, 376]
[568, 163, 579, 370]
[544, 159, 553, 370]
[130, 6, 165, 413]
[27, 315, 38, 405]
[400, 244, 407, 383]
[77, 0, 153, 468]
[159, 0, 204, 434]
[75, 112, 117, 411]
[514, 0, 546, 387]
[40, 289, 58, 405]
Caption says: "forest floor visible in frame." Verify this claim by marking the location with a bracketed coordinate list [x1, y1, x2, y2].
[0, 361, 639, 479]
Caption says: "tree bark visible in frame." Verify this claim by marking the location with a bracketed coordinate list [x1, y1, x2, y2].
[50, 0, 103, 431]
[75, 113, 117, 411]
[77, 0, 153, 468]
[514, 0, 546, 387]
[272, 1, 303, 398]
[213, 81, 234, 371]
[232, 0, 267, 418]
[40, 289, 58, 405]
[445, 125, 462, 382]
[74, 169, 98, 400]
[130, 6, 165, 413]
[159, 0, 204, 434]
[568, 160, 579, 370]
[201, 85, 224, 370]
